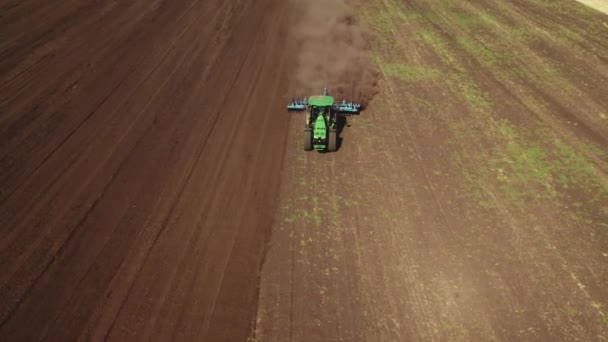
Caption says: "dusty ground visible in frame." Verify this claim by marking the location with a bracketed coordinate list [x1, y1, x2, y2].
[0, 0, 293, 340]
[255, 0, 608, 341]
[2, 0, 608, 341]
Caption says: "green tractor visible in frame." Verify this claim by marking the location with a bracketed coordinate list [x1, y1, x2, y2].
[287, 88, 361, 152]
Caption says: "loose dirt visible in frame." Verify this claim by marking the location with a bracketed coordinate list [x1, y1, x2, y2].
[288, 0, 380, 105]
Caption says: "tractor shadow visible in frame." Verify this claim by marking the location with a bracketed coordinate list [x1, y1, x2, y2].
[335, 113, 357, 151]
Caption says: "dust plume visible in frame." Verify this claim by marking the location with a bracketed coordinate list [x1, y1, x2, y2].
[289, 0, 379, 106]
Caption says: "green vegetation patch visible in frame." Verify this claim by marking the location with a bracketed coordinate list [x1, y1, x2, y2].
[360, 0, 608, 227]
[418, 31, 455, 65]
[416, 28, 496, 112]
[537, 0, 599, 18]
[454, 120, 608, 213]
[383, 63, 440, 82]
[455, 35, 517, 68]
[359, 6, 393, 36]
[449, 6, 488, 30]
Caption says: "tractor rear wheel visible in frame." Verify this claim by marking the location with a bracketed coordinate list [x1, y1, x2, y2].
[328, 129, 337, 152]
[304, 128, 313, 151]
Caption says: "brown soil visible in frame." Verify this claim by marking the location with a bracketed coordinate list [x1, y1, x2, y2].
[2, 0, 608, 341]
[0, 0, 292, 340]
[255, 0, 608, 341]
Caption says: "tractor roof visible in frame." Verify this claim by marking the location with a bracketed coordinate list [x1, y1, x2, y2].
[308, 95, 334, 107]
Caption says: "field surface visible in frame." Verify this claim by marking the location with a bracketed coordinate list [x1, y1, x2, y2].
[255, 0, 608, 341]
[1, 0, 608, 341]
[0, 0, 292, 340]
[577, 0, 608, 14]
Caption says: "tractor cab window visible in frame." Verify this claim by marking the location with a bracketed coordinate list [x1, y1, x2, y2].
[310, 106, 318, 118]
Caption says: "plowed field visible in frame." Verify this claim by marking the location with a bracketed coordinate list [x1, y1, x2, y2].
[1, 0, 608, 341]
[0, 1, 292, 340]
[255, 0, 608, 341]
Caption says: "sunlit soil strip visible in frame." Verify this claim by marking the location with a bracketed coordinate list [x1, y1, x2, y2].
[575, 0, 608, 15]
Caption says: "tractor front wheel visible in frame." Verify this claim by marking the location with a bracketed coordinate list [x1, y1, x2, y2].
[328, 129, 337, 152]
[304, 128, 313, 151]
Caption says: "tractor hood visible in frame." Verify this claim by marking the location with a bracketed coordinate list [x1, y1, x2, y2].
[313, 114, 327, 140]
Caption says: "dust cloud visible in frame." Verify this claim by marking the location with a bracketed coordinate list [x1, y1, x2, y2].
[289, 0, 379, 106]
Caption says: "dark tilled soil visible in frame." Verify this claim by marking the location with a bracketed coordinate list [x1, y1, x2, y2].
[0, 0, 292, 340]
